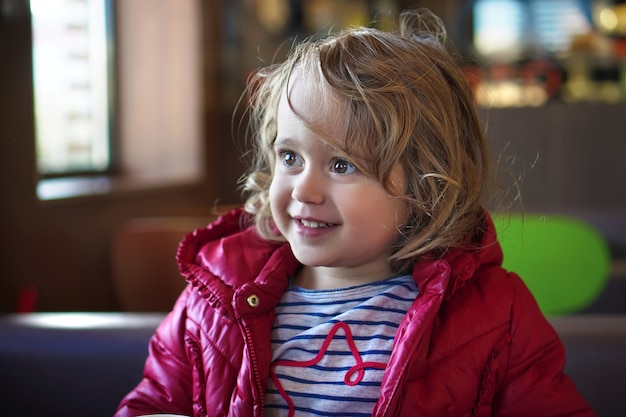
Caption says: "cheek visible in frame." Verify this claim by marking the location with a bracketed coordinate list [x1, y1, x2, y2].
[268, 179, 279, 210]
[371, 191, 409, 233]
[269, 175, 288, 213]
[341, 187, 405, 228]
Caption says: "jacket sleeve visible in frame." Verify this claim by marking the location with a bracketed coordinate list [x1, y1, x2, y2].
[115, 287, 194, 417]
[493, 273, 595, 417]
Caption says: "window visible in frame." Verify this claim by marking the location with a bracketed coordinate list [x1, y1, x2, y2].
[32, 0, 205, 201]
[473, 0, 592, 61]
[31, 0, 114, 176]
[473, 0, 527, 60]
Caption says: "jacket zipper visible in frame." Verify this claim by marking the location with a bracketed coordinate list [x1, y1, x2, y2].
[243, 324, 265, 417]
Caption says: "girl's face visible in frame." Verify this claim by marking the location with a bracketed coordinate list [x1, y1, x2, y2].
[268, 75, 409, 288]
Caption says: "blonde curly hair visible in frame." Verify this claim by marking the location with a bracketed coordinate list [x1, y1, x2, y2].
[240, 8, 491, 273]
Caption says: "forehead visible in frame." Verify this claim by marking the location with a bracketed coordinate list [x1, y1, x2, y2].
[277, 69, 345, 142]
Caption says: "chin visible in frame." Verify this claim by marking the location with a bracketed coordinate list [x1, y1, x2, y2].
[292, 252, 331, 267]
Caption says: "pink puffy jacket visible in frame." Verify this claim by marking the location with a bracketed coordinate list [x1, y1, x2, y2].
[115, 208, 594, 417]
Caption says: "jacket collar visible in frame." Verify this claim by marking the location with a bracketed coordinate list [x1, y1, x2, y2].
[411, 211, 504, 299]
[177, 207, 299, 294]
[178, 207, 503, 301]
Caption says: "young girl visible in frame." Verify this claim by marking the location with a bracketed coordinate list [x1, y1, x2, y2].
[116, 9, 594, 417]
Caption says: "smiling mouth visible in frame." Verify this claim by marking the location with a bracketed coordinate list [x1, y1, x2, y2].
[299, 219, 333, 228]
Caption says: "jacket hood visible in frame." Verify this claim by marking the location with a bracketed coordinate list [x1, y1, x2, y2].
[176, 207, 300, 312]
[177, 207, 504, 300]
[411, 211, 504, 299]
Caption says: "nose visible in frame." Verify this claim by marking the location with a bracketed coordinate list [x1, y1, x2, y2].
[291, 167, 325, 204]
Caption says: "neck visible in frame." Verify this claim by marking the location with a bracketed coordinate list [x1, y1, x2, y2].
[293, 263, 395, 290]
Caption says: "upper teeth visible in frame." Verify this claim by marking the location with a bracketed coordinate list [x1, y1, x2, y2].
[300, 219, 330, 228]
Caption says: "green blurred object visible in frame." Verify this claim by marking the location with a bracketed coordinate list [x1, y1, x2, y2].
[492, 213, 611, 316]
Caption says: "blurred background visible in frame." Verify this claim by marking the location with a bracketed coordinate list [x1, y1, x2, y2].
[0, 0, 625, 313]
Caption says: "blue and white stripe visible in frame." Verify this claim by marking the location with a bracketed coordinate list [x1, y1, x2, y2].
[264, 275, 419, 417]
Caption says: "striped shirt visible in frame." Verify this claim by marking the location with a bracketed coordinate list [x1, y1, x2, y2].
[264, 275, 419, 417]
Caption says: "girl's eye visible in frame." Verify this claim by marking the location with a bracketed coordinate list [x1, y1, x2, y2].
[332, 158, 357, 174]
[278, 150, 303, 167]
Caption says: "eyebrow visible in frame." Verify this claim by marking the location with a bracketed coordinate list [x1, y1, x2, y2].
[273, 137, 296, 148]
